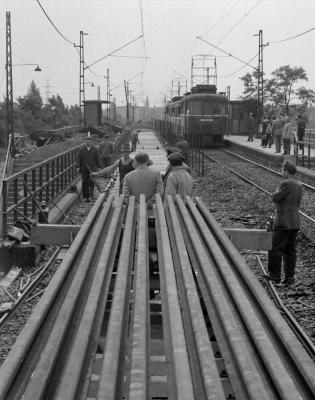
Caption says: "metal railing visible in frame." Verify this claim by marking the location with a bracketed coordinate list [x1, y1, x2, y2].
[1, 145, 81, 238]
[44, 125, 82, 138]
[294, 129, 315, 169]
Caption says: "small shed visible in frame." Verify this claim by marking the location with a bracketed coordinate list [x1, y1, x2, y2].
[84, 100, 109, 128]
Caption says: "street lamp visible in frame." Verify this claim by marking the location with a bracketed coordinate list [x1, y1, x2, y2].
[12, 63, 42, 72]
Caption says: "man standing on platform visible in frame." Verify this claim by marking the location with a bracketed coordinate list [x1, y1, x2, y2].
[247, 113, 255, 142]
[282, 116, 296, 155]
[264, 160, 303, 287]
[272, 115, 285, 153]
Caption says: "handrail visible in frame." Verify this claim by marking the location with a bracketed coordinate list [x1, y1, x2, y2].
[6, 144, 82, 183]
[1, 145, 81, 239]
[0, 135, 13, 238]
[294, 128, 315, 169]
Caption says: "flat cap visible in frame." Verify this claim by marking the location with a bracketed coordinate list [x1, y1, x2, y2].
[135, 152, 149, 164]
[168, 152, 185, 162]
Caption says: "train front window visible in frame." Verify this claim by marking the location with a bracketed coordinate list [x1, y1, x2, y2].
[191, 101, 202, 115]
[213, 103, 226, 115]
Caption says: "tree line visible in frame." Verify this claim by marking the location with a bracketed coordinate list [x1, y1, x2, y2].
[0, 80, 80, 147]
[240, 65, 315, 117]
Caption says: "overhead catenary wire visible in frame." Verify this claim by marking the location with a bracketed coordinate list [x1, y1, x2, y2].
[200, 0, 242, 37]
[218, 52, 259, 78]
[36, 0, 76, 46]
[269, 25, 315, 44]
[196, 36, 258, 71]
[217, 0, 263, 45]
[86, 35, 143, 69]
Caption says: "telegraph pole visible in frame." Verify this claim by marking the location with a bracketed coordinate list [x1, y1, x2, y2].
[6, 12, 14, 153]
[106, 68, 110, 121]
[124, 80, 129, 125]
[76, 30, 87, 128]
[257, 29, 264, 124]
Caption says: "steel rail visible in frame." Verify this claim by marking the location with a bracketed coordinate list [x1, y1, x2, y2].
[195, 197, 315, 398]
[52, 196, 127, 399]
[164, 194, 226, 400]
[20, 195, 118, 400]
[155, 194, 195, 400]
[125, 195, 149, 400]
[174, 195, 272, 399]
[0, 193, 107, 399]
[256, 256, 315, 359]
[203, 151, 315, 224]
[221, 148, 315, 192]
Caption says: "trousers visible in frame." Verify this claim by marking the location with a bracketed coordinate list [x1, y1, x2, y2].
[267, 229, 298, 280]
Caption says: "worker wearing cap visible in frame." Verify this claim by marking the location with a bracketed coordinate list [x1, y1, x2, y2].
[164, 152, 193, 200]
[123, 152, 163, 207]
[77, 134, 102, 202]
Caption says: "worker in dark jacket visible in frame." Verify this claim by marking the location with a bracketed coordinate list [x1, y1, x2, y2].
[265, 161, 303, 286]
[77, 134, 102, 202]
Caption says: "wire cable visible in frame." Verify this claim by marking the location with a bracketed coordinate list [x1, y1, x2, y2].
[218, 0, 263, 44]
[200, 0, 242, 37]
[218, 52, 259, 78]
[269, 26, 315, 44]
[196, 36, 258, 71]
[86, 35, 143, 69]
[35, 0, 76, 46]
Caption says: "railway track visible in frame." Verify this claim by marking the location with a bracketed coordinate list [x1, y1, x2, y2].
[203, 148, 315, 242]
[1, 193, 315, 399]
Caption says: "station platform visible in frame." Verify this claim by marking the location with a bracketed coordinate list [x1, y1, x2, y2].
[224, 134, 315, 183]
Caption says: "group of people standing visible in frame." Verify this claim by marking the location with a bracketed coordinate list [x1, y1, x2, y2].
[247, 114, 306, 155]
[77, 130, 193, 205]
[78, 129, 303, 289]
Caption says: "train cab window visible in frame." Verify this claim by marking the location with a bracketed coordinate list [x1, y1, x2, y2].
[203, 102, 212, 115]
[191, 101, 202, 115]
[213, 103, 225, 115]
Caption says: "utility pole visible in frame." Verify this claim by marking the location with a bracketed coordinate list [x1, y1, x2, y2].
[6, 12, 14, 153]
[76, 30, 87, 128]
[106, 68, 110, 121]
[257, 29, 264, 124]
[124, 80, 129, 125]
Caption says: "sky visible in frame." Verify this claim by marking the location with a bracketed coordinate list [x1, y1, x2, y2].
[0, 0, 315, 108]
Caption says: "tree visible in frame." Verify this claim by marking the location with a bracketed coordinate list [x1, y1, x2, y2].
[239, 70, 260, 100]
[240, 65, 314, 115]
[17, 80, 43, 118]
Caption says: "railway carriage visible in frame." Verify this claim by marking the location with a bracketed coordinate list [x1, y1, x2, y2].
[165, 84, 229, 147]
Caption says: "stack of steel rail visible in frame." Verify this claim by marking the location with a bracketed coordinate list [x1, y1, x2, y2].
[0, 194, 314, 400]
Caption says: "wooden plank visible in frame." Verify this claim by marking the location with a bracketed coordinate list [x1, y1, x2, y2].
[223, 228, 272, 250]
[30, 224, 81, 245]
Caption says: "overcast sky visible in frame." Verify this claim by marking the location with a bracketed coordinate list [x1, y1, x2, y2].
[1, 0, 315, 107]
